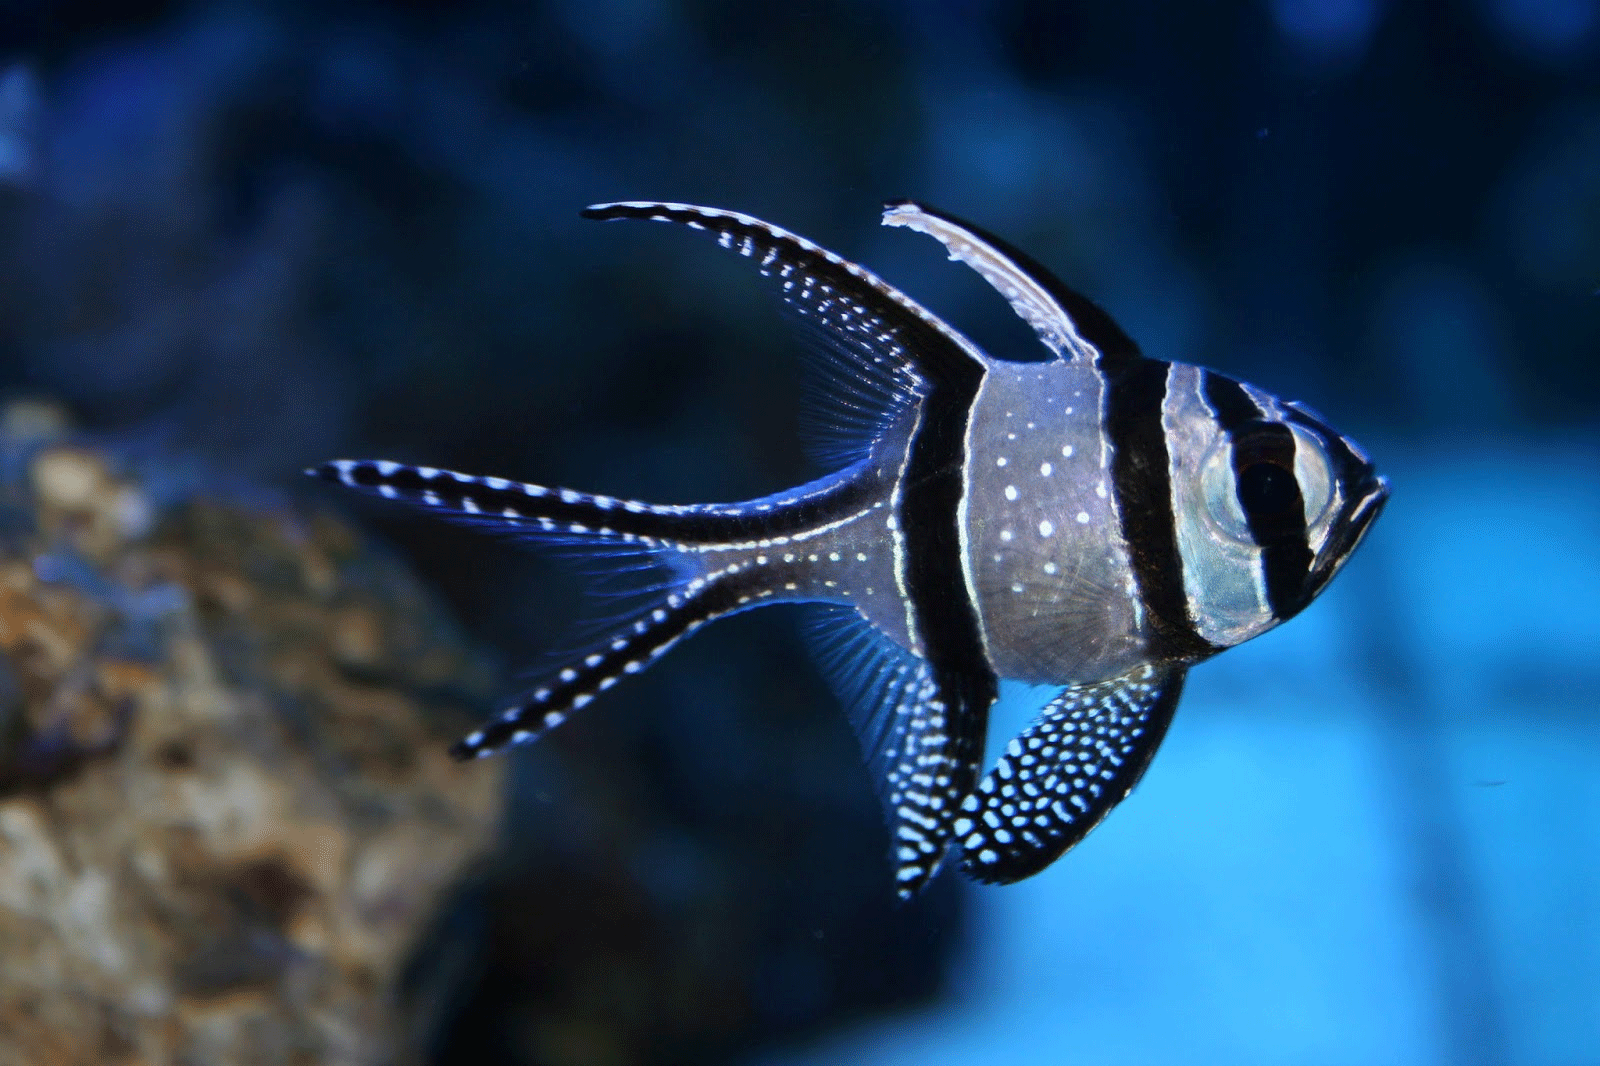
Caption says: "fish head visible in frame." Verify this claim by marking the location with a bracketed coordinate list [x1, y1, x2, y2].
[1277, 398, 1389, 611]
[1167, 372, 1388, 649]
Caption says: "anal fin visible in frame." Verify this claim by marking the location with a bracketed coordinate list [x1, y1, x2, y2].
[957, 663, 1186, 884]
[804, 606, 991, 899]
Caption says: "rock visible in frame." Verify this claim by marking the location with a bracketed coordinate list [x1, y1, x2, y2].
[0, 409, 504, 1066]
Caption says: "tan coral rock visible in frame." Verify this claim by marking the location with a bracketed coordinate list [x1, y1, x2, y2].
[0, 418, 505, 1066]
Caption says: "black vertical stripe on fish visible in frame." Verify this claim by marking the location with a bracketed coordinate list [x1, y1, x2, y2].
[585, 202, 1009, 895]
[1200, 372, 1315, 620]
[892, 357, 1000, 893]
[1103, 358, 1219, 661]
[449, 573, 761, 760]
[310, 459, 879, 548]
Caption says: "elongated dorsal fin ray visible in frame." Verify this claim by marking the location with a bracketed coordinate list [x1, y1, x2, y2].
[958, 663, 1186, 884]
[881, 200, 1141, 370]
[582, 201, 993, 468]
[803, 605, 993, 898]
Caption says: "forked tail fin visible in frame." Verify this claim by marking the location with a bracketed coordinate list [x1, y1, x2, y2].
[307, 459, 790, 759]
[447, 574, 757, 760]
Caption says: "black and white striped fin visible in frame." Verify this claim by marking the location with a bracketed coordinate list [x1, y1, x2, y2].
[307, 458, 873, 551]
[450, 576, 756, 760]
[804, 605, 992, 898]
[803, 609, 964, 895]
[957, 663, 1185, 884]
[853, 202, 1004, 895]
[582, 201, 993, 464]
[881, 200, 1142, 370]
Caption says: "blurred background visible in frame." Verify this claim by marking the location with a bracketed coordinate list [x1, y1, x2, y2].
[0, 1, 1596, 1063]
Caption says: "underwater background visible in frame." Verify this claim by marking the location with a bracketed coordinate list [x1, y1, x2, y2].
[0, 1, 1596, 1063]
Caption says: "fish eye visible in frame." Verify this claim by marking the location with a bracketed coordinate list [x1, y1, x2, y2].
[1200, 422, 1335, 545]
[1236, 461, 1299, 519]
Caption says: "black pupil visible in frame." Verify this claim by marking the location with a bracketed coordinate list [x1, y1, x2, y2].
[1237, 462, 1299, 517]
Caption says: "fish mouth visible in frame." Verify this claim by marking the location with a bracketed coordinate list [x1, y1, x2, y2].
[1310, 469, 1389, 588]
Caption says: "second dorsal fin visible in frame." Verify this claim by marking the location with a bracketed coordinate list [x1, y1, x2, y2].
[582, 201, 993, 469]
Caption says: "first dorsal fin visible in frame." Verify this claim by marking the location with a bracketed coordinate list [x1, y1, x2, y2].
[881, 200, 1142, 370]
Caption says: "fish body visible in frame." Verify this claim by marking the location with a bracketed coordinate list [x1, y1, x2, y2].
[312, 201, 1387, 896]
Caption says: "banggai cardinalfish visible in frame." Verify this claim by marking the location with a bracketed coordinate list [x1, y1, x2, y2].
[311, 201, 1387, 898]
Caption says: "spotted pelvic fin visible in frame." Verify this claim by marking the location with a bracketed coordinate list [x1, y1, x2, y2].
[958, 663, 1186, 884]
